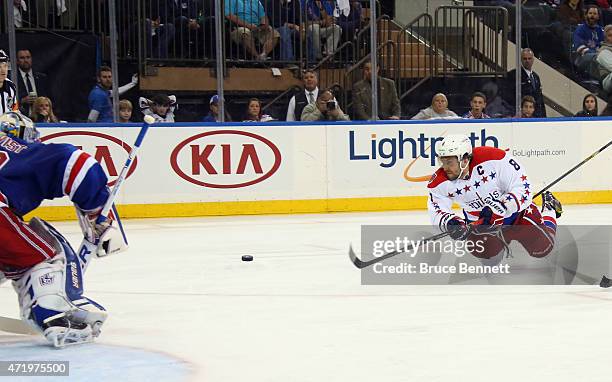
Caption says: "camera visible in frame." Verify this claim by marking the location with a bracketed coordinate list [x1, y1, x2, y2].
[326, 100, 336, 110]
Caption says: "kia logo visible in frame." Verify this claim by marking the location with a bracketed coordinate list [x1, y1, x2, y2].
[170, 130, 282, 189]
[41, 131, 136, 187]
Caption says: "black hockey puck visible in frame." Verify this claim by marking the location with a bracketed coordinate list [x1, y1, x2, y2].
[600, 275, 611, 288]
[241, 255, 253, 262]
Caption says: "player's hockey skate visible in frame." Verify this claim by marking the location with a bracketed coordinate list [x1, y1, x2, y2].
[541, 191, 563, 218]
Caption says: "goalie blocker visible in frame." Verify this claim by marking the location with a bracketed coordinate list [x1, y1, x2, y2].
[76, 204, 128, 259]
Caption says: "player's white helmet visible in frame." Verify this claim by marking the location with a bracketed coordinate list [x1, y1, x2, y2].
[0, 112, 40, 143]
[436, 134, 472, 162]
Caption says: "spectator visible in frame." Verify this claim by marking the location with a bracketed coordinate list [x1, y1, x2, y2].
[506, 48, 546, 118]
[15, 49, 50, 117]
[13, 0, 28, 27]
[411, 93, 459, 120]
[87, 66, 138, 123]
[597, 24, 612, 91]
[173, 0, 205, 58]
[139, 94, 178, 123]
[482, 81, 513, 118]
[286, 69, 319, 121]
[462, 92, 491, 119]
[518, 95, 536, 118]
[301, 89, 349, 121]
[558, 0, 584, 25]
[36, 0, 79, 29]
[225, 0, 280, 60]
[118, 100, 133, 123]
[352, 60, 400, 120]
[243, 98, 275, 122]
[337, 0, 362, 44]
[144, 1, 177, 59]
[203, 95, 220, 122]
[0, 50, 18, 115]
[575, 93, 599, 115]
[573, 5, 605, 77]
[30, 96, 59, 123]
[203, 94, 233, 122]
[266, 0, 303, 62]
[304, 0, 342, 61]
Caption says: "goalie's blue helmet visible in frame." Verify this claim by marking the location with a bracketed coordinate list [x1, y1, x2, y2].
[0, 112, 40, 143]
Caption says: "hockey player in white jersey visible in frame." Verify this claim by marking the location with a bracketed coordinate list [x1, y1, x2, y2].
[427, 134, 563, 259]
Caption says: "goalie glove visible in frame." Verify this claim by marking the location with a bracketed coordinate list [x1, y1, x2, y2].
[76, 208, 127, 258]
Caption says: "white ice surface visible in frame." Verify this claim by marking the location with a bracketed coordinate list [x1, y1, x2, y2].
[2, 205, 612, 382]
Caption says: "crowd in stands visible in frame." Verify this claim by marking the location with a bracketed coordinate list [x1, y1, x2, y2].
[7, 1, 612, 123]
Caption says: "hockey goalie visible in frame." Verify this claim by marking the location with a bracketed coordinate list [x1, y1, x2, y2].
[0, 112, 126, 347]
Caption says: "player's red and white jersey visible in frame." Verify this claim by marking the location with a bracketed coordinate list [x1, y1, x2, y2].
[427, 146, 532, 229]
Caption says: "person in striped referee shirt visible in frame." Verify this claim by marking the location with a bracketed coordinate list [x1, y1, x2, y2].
[0, 50, 18, 115]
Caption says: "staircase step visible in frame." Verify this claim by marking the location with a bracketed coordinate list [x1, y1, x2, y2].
[387, 67, 438, 78]
[381, 54, 444, 67]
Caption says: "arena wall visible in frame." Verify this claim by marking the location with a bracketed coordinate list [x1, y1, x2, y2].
[30, 118, 612, 220]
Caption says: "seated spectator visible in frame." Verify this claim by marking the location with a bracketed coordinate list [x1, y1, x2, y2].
[558, 0, 584, 25]
[286, 70, 319, 121]
[13, 0, 28, 27]
[301, 89, 350, 121]
[352, 60, 400, 120]
[139, 94, 178, 123]
[204, 94, 233, 122]
[462, 92, 491, 119]
[597, 24, 612, 91]
[337, 0, 363, 44]
[575, 93, 599, 115]
[266, 0, 303, 62]
[573, 5, 605, 77]
[304, 0, 342, 61]
[172, 0, 204, 58]
[517, 95, 536, 118]
[482, 81, 513, 118]
[30, 97, 59, 123]
[144, 1, 177, 59]
[36, 0, 79, 29]
[411, 93, 459, 120]
[225, 0, 280, 60]
[118, 100, 133, 123]
[243, 98, 275, 122]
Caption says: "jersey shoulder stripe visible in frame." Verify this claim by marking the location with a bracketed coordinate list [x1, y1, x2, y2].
[469, 146, 506, 169]
[427, 167, 449, 189]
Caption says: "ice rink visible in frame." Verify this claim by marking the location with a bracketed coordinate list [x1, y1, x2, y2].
[2, 204, 612, 381]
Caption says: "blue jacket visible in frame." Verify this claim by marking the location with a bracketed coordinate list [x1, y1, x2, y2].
[573, 23, 604, 55]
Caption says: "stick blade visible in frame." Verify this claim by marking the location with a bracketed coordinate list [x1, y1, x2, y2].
[0, 317, 38, 335]
[348, 244, 367, 269]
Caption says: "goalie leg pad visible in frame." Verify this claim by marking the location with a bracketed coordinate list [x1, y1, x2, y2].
[13, 219, 108, 347]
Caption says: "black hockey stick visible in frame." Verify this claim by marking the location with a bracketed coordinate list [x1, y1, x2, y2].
[348, 231, 450, 269]
[532, 139, 612, 198]
[348, 139, 612, 269]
